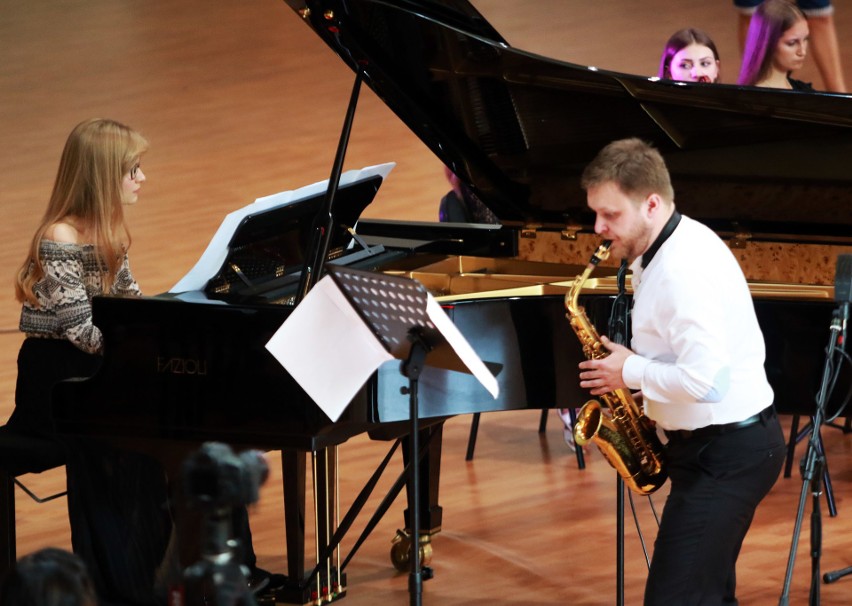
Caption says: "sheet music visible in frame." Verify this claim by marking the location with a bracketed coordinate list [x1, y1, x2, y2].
[265, 276, 395, 422]
[265, 272, 498, 422]
[168, 162, 395, 293]
[422, 295, 499, 398]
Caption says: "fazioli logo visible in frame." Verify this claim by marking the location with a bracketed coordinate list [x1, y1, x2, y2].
[156, 357, 208, 375]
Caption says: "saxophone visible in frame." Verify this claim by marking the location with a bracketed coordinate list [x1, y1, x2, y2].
[564, 241, 667, 495]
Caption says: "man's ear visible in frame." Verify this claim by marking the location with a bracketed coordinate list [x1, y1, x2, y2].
[645, 193, 664, 217]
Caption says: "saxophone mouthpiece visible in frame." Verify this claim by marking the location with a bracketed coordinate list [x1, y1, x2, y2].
[589, 240, 612, 267]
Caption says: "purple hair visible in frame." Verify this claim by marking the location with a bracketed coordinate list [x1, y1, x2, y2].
[737, 0, 805, 86]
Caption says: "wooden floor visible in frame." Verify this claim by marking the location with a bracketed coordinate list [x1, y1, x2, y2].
[3, 1, 852, 604]
[9, 412, 852, 605]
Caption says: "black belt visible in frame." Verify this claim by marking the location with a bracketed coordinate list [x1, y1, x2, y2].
[664, 406, 775, 442]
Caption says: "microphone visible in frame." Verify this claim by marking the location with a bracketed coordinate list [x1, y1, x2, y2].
[835, 254, 852, 349]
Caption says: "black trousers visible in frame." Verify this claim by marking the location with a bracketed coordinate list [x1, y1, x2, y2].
[14, 338, 172, 606]
[644, 409, 785, 606]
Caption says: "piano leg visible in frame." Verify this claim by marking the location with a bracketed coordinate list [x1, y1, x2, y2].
[277, 424, 446, 591]
[392, 422, 444, 572]
[281, 450, 306, 582]
[402, 422, 444, 533]
[279, 448, 345, 604]
[313, 447, 343, 597]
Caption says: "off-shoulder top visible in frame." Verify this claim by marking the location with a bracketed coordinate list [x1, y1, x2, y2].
[19, 240, 141, 354]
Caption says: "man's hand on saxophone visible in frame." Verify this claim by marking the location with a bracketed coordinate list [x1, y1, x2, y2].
[578, 334, 633, 395]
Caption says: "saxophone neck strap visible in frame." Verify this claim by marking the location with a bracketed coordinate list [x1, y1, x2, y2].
[616, 259, 628, 294]
[609, 260, 631, 346]
[641, 209, 681, 269]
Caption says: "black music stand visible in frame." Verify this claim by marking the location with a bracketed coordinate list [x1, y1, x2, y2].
[326, 265, 496, 606]
[269, 265, 497, 606]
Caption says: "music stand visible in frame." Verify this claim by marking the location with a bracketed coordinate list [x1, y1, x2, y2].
[326, 265, 496, 606]
[266, 266, 498, 606]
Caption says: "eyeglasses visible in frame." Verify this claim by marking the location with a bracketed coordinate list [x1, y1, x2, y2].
[129, 163, 141, 180]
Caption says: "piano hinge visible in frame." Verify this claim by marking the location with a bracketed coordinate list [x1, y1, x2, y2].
[520, 223, 541, 239]
[729, 229, 752, 249]
[561, 223, 584, 241]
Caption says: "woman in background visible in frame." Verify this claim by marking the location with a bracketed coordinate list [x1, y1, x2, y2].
[438, 165, 499, 224]
[12, 118, 171, 606]
[734, 0, 844, 91]
[658, 28, 721, 83]
[737, 0, 813, 90]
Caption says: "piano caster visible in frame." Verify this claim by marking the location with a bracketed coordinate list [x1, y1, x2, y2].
[390, 528, 433, 573]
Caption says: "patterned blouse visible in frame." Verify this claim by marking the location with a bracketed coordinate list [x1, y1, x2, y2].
[19, 240, 141, 354]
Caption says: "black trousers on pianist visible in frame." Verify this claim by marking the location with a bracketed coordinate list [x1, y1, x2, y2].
[644, 408, 786, 606]
[13, 338, 172, 606]
[13, 338, 257, 606]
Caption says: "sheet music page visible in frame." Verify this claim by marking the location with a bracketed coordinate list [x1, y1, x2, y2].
[265, 275, 394, 422]
[168, 162, 395, 293]
[425, 295, 500, 398]
[267, 268, 498, 420]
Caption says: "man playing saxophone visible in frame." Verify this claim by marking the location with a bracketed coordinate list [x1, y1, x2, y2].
[576, 137, 785, 606]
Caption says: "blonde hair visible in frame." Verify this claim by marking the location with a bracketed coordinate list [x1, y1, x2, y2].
[581, 137, 674, 204]
[15, 118, 148, 305]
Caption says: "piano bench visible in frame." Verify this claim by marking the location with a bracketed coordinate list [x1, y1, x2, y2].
[0, 427, 68, 579]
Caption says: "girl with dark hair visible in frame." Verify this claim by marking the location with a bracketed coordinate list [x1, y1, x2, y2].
[658, 28, 721, 83]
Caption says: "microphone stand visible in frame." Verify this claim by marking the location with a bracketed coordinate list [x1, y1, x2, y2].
[609, 260, 630, 606]
[823, 303, 851, 587]
[778, 313, 843, 605]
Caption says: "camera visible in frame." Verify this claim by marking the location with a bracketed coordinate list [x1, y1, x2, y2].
[178, 442, 269, 606]
[182, 442, 268, 511]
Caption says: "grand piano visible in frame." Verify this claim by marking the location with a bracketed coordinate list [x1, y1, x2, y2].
[53, 0, 852, 603]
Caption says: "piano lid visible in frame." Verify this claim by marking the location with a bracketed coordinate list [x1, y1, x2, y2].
[283, 0, 852, 245]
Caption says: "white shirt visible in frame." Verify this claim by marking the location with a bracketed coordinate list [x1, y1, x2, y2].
[621, 215, 773, 431]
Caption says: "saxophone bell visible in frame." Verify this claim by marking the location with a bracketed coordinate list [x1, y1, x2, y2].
[573, 399, 603, 446]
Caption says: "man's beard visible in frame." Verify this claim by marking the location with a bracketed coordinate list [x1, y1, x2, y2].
[611, 223, 652, 263]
